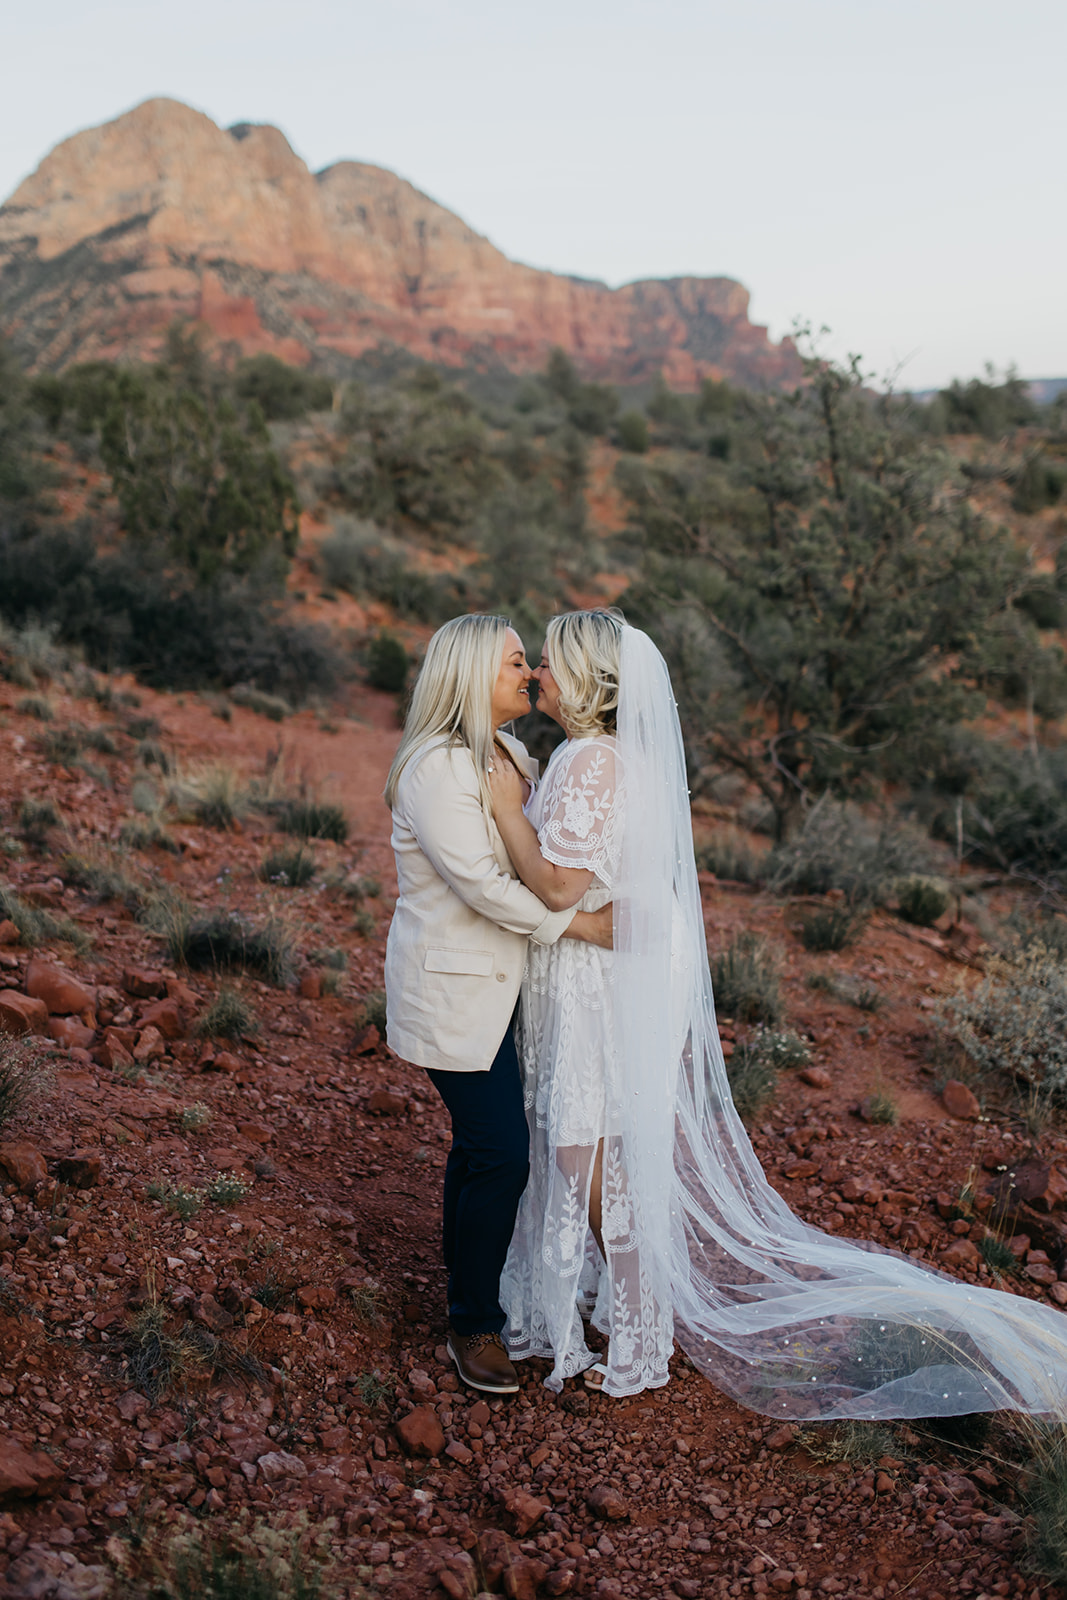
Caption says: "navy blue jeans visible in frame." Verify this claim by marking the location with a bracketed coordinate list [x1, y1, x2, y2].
[426, 1023, 529, 1337]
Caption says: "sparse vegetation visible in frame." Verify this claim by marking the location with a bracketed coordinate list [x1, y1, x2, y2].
[767, 799, 937, 906]
[353, 989, 388, 1033]
[194, 984, 258, 1040]
[17, 796, 62, 847]
[230, 683, 291, 721]
[896, 873, 952, 927]
[179, 911, 295, 988]
[862, 1085, 900, 1125]
[16, 694, 54, 721]
[205, 1171, 250, 1207]
[275, 798, 347, 843]
[709, 931, 783, 1025]
[260, 845, 317, 887]
[799, 903, 868, 952]
[179, 1102, 212, 1133]
[725, 1041, 780, 1124]
[170, 761, 250, 830]
[694, 827, 766, 884]
[943, 944, 1067, 1102]
[0, 1035, 54, 1130]
[145, 1180, 204, 1221]
[352, 1368, 394, 1408]
[0, 883, 86, 949]
[60, 850, 145, 912]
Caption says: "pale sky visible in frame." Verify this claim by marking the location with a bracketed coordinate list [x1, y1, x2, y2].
[2, 0, 1064, 390]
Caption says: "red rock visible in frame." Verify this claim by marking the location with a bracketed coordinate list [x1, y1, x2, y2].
[96, 1029, 135, 1072]
[237, 1122, 272, 1144]
[1031, 1166, 1067, 1214]
[941, 1079, 980, 1120]
[765, 1424, 797, 1451]
[586, 1483, 629, 1520]
[504, 1558, 548, 1600]
[48, 1015, 95, 1049]
[1026, 1262, 1059, 1285]
[395, 1405, 445, 1458]
[133, 1025, 165, 1063]
[545, 1571, 576, 1597]
[367, 1087, 407, 1116]
[0, 989, 49, 1037]
[0, 1439, 64, 1499]
[1048, 1282, 1067, 1306]
[297, 1284, 337, 1310]
[56, 1152, 103, 1188]
[25, 958, 94, 1017]
[0, 1141, 47, 1192]
[0, 920, 20, 945]
[0, 100, 802, 395]
[116, 1391, 148, 1421]
[298, 971, 322, 1000]
[122, 968, 166, 999]
[799, 1066, 832, 1089]
[783, 1159, 819, 1180]
[939, 1238, 981, 1271]
[138, 997, 183, 1039]
[212, 1050, 242, 1074]
[469, 1399, 491, 1428]
[256, 1450, 306, 1482]
[351, 1024, 380, 1055]
[191, 1292, 235, 1332]
[445, 1439, 474, 1466]
[503, 1488, 550, 1535]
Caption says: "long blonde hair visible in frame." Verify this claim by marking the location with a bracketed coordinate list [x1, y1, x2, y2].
[385, 614, 511, 811]
[546, 608, 623, 738]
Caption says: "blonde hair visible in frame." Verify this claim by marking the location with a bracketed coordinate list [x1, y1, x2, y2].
[546, 608, 623, 738]
[385, 614, 511, 811]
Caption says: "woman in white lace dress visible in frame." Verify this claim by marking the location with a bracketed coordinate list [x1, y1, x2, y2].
[491, 609, 673, 1396]
[488, 609, 1067, 1420]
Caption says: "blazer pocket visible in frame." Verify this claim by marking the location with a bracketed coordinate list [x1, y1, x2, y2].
[423, 947, 495, 977]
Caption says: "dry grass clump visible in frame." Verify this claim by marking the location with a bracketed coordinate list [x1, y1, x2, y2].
[275, 798, 348, 843]
[17, 796, 62, 847]
[0, 1035, 54, 1131]
[895, 873, 952, 926]
[710, 930, 783, 1025]
[141, 1513, 335, 1600]
[60, 850, 145, 912]
[694, 827, 767, 885]
[194, 984, 258, 1041]
[229, 684, 291, 721]
[120, 1299, 268, 1405]
[260, 845, 317, 887]
[799, 903, 868, 952]
[353, 989, 387, 1033]
[0, 883, 87, 950]
[942, 943, 1067, 1101]
[179, 910, 295, 989]
[767, 796, 938, 908]
[168, 761, 251, 831]
[16, 694, 54, 722]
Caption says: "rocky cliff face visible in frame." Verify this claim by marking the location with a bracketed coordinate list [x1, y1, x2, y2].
[0, 98, 799, 387]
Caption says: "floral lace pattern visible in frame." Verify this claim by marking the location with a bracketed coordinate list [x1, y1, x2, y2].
[502, 736, 673, 1398]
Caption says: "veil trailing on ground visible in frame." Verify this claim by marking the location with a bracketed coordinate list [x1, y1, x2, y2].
[614, 623, 1067, 1419]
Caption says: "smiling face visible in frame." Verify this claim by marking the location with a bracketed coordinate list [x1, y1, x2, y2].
[532, 650, 565, 728]
[490, 628, 532, 727]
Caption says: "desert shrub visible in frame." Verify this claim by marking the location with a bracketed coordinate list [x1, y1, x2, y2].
[1023, 1426, 1067, 1586]
[861, 1086, 899, 1125]
[195, 985, 258, 1040]
[352, 908, 376, 938]
[180, 912, 295, 988]
[1003, 907, 1067, 963]
[896, 874, 952, 926]
[205, 1171, 250, 1207]
[0, 526, 341, 700]
[0, 883, 84, 948]
[260, 845, 316, 887]
[119, 817, 179, 853]
[136, 738, 171, 772]
[694, 827, 766, 884]
[365, 628, 409, 693]
[979, 1235, 1019, 1276]
[146, 1180, 204, 1220]
[229, 683, 290, 721]
[943, 945, 1067, 1100]
[709, 931, 783, 1025]
[354, 989, 388, 1033]
[0, 619, 71, 683]
[308, 946, 346, 970]
[16, 694, 53, 722]
[725, 1040, 779, 1124]
[752, 1028, 811, 1070]
[144, 1514, 337, 1600]
[169, 762, 249, 830]
[59, 851, 144, 912]
[317, 517, 459, 623]
[767, 798, 938, 907]
[275, 799, 348, 843]
[800, 904, 868, 952]
[0, 1035, 53, 1130]
[799, 1420, 902, 1466]
[179, 1102, 212, 1133]
[17, 797, 62, 847]
[616, 411, 649, 453]
[233, 351, 333, 420]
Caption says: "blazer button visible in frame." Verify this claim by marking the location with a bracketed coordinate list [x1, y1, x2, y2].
[496, 972, 507, 982]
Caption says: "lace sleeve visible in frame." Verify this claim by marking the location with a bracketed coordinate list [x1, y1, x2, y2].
[537, 740, 619, 882]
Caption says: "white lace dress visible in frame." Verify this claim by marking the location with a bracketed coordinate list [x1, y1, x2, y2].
[501, 735, 673, 1397]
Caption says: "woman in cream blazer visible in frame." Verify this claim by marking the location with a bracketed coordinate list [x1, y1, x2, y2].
[384, 615, 608, 1395]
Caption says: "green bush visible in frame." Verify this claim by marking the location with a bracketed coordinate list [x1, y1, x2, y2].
[195, 985, 258, 1040]
[317, 518, 461, 623]
[276, 799, 348, 843]
[767, 799, 938, 907]
[800, 904, 868, 952]
[260, 845, 316, 887]
[177, 912, 295, 988]
[354, 989, 388, 1033]
[726, 1043, 779, 1124]
[943, 944, 1067, 1100]
[896, 874, 952, 927]
[365, 629, 409, 693]
[709, 931, 783, 1025]
[616, 411, 649, 454]
[232, 352, 333, 420]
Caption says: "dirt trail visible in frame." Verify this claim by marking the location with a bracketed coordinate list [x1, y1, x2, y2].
[0, 673, 1060, 1600]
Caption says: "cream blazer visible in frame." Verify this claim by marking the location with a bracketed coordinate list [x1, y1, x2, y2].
[385, 731, 575, 1073]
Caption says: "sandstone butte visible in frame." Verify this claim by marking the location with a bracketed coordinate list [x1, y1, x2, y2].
[0, 97, 800, 389]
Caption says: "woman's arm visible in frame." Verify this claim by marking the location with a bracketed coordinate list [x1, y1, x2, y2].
[567, 905, 613, 948]
[488, 758, 592, 911]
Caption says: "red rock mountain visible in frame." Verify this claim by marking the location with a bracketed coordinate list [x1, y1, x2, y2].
[0, 98, 799, 388]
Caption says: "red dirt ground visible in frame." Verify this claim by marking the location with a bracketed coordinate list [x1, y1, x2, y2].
[0, 668, 1063, 1600]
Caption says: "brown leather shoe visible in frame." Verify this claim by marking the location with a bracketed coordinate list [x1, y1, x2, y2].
[446, 1330, 519, 1394]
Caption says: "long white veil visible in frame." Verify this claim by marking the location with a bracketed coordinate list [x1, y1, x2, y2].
[615, 623, 1067, 1419]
